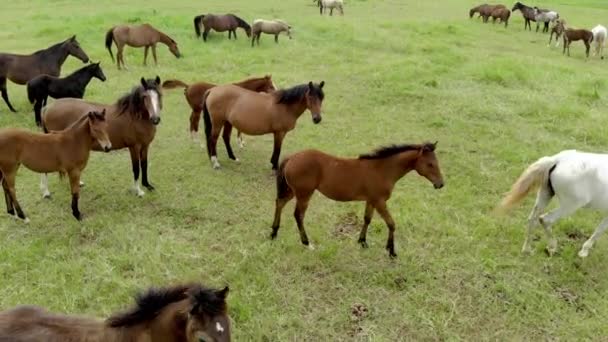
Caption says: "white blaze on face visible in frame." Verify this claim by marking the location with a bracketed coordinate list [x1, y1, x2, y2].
[148, 90, 160, 117]
[216, 322, 224, 333]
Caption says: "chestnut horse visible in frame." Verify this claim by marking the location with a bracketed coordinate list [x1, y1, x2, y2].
[105, 24, 181, 70]
[271, 143, 444, 257]
[563, 28, 593, 57]
[491, 7, 511, 27]
[202, 81, 325, 170]
[0, 36, 89, 112]
[0, 283, 231, 342]
[42, 77, 162, 198]
[193, 14, 251, 41]
[161, 75, 276, 143]
[0, 110, 111, 222]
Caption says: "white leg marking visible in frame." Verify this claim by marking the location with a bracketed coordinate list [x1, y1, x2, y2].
[79, 180, 85, 186]
[216, 322, 224, 333]
[579, 217, 608, 258]
[237, 134, 245, 149]
[133, 181, 145, 197]
[211, 156, 221, 169]
[190, 130, 198, 142]
[23, 217, 30, 224]
[308, 244, 316, 251]
[40, 174, 51, 199]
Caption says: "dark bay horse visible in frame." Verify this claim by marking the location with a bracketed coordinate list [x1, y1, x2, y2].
[106, 24, 181, 70]
[563, 28, 593, 57]
[202, 81, 325, 170]
[162, 75, 276, 143]
[42, 77, 162, 198]
[0, 110, 111, 222]
[271, 143, 444, 257]
[0, 36, 89, 112]
[511, 2, 536, 31]
[0, 283, 231, 342]
[193, 14, 251, 41]
[491, 7, 511, 27]
[27, 62, 106, 126]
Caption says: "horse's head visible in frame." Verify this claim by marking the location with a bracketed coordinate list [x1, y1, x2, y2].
[167, 38, 181, 58]
[90, 62, 107, 82]
[511, 2, 521, 12]
[305, 81, 325, 124]
[185, 286, 231, 342]
[261, 75, 277, 92]
[414, 142, 444, 189]
[245, 26, 252, 38]
[65, 35, 89, 63]
[140, 76, 163, 125]
[87, 109, 111, 152]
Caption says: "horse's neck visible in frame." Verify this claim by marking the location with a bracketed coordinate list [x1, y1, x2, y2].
[39, 44, 68, 73]
[66, 69, 93, 86]
[63, 118, 94, 150]
[380, 152, 418, 183]
[157, 31, 172, 45]
[282, 101, 308, 122]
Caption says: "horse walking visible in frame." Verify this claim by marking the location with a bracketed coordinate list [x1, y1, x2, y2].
[27, 62, 106, 126]
[251, 19, 292, 46]
[548, 19, 566, 47]
[511, 2, 536, 31]
[0, 110, 110, 222]
[318, 0, 344, 16]
[105, 24, 181, 70]
[0, 36, 89, 112]
[0, 283, 231, 342]
[193, 14, 251, 41]
[271, 143, 444, 257]
[592, 25, 607, 58]
[42, 77, 162, 198]
[533, 7, 559, 33]
[202, 81, 325, 170]
[563, 27, 593, 57]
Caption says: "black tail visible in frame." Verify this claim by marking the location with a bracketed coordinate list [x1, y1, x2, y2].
[276, 158, 291, 199]
[193, 15, 205, 37]
[202, 90, 212, 158]
[105, 28, 115, 62]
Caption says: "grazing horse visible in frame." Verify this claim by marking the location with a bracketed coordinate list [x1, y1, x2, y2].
[193, 14, 251, 41]
[42, 77, 162, 198]
[491, 7, 511, 27]
[469, 4, 489, 19]
[318, 0, 344, 16]
[511, 2, 536, 31]
[0, 110, 110, 222]
[162, 75, 276, 143]
[202, 81, 325, 170]
[548, 19, 566, 47]
[533, 7, 559, 33]
[251, 19, 292, 46]
[105, 24, 181, 70]
[592, 25, 607, 59]
[0, 36, 89, 113]
[496, 150, 608, 258]
[0, 283, 231, 342]
[271, 143, 444, 257]
[27, 62, 106, 126]
[563, 27, 593, 57]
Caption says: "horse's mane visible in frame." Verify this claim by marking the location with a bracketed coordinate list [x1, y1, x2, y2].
[189, 285, 228, 316]
[65, 63, 97, 79]
[358, 143, 435, 160]
[32, 40, 65, 56]
[115, 79, 161, 117]
[229, 14, 251, 30]
[276, 84, 324, 105]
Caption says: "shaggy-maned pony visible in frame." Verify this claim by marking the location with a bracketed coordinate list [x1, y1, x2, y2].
[251, 19, 292, 46]
[318, 0, 344, 16]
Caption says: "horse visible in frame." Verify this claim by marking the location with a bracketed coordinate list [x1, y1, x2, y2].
[202, 81, 325, 171]
[495, 150, 608, 258]
[533, 7, 559, 33]
[478, 5, 506, 23]
[162, 75, 276, 145]
[26, 62, 106, 127]
[318, 0, 344, 16]
[0, 36, 89, 113]
[0, 283, 231, 342]
[105, 24, 181, 70]
[469, 4, 489, 19]
[511, 2, 536, 31]
[548, 19, 566, 47]
[592, 25, 607, 59]
[251, 19, 292, 46]
[0, 110, 110, 222]
[563, 27, 593, 57]
[193, 14, 251, 41]
[491, 7, 511, 27]
[271, 143, 444, 258]
[41, 77, 162, 198]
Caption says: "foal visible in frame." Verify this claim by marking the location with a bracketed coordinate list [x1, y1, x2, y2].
[0, 110, 111, 222]
[563, 27, 594, 57]
[548, 19, 566, 47]
[271, 143, 444, 257]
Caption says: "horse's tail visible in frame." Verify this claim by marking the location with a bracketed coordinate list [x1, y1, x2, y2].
[193, 15, 205, 37]
[162, 79, 189, 90]
[202, 90, 212, 158]
[105, 28, 115, 62]
[276, 157, 292, 199]
[495, 156, 558, 214]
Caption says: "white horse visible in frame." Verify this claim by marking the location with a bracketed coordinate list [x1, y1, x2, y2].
[497, 150, 608, 258]
[251, 19, 292, 46]
[592, 25, 607, 59]
[533, 7, 559, 33]
[318, 0, 344, 16]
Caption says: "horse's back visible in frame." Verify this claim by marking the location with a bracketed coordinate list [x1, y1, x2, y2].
[43, 98, 102, 131]
[551, 151, 608, 210]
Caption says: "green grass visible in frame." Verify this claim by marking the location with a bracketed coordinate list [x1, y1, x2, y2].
[2, 0, 608, 340]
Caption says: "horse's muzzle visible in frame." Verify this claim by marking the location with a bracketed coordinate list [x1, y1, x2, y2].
[434, 182, 444, 189]
[103, 145, 112, 152]
[151, 117, 161, 125]
[313, 116, 322, 124]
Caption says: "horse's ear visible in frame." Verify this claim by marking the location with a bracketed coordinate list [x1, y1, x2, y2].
[155, 76, 161, 85]
[70, 35, 76, 41]
[87, 111, 95, 119]
[319, 81, 325, 89]
[308, 81, 314, 90]
[100, 109, 106, 118]
[140, 77, 147, 88]
[217, 286, 229, 299]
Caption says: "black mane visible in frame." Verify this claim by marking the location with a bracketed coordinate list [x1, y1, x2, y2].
[189, 285, 228, 316]
[276, 83, 324, 105]
[115, 78, 161, 116]
[230, 14, 251, 30]
[358, 143, 435, 160]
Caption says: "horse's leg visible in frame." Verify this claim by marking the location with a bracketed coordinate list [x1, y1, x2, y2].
[40, 173, 51, 199]
[237, 131, 245, 148]
[270, 131, 286, 171]
[68, 169, 82, 221]
[129, 146, 145, 197]
[544, 22, 549, 33]
[233, 30, 237, 40]
[330, 8, 334, 16]
[151, 44, 158, 65]
[1, 171, 14, 215]
[340, 5, 344, 15]
[143, 46, 149, 66]
[578, 217, 608, 257]
[210, 126, 222, 169]
[271, 177, 294, 239]
[522, 187, 552, 254]
[257, 33, 261, 45]
[275, 34, 279, 43]
[3, 171, 27, 223]
[190, 109, 201, 142]
[140, 144, 154, 191]
[34, 99, 43, 126]
[0, 77, 16, 113]
[585, 40, 591, 58]
[373, 200, 396, 257]
[539, 199, 584, 256]
[294, 191, 314, 249]
[358, 202, 375, 248]
[221, 122, 238, 161]
[251, 34, 255, 47]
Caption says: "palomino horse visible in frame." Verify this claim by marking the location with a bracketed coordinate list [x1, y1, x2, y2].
[0, 36, 89, 112]
[0, 110, 111, 222]
[318, 0, 344, 16]
[592, 25, 607, 59]
[563, 27, 593, 57]
[271, 143, 444, 258]
[42, 77, 162, 198]
[511, 2, 536, 31]
[496, 150, 608, 258]
[251, 19, 292, 46]
[193, 14, 251, 41]
[491, 7, 511, 27]
[27, 62, 106, 126]
[533, 7, 559, 33]
[202, 81, 325, 170]
[0, 283, 231, 341]
[161, 75, 276, 143]
[548, 19, 566, 47]
[105, 24, 181, 70]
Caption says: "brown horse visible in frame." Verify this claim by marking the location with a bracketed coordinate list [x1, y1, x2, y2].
[193, 14, 252, 41]
[563, 28, 593, 57]
[162, 75, 276, 143]
[469, 4, 489, 18]
[271, 143, 444, 257]
[0, 110, 111, 222]
[105, 24, 181, 70]
[0, 36, 89, 112]
[202, 81, 325, 170]
[0, 283, 231, 342]
[42, 77, 162, 198]
[491, 7, 511, 27]
[548, 19, 566, 47]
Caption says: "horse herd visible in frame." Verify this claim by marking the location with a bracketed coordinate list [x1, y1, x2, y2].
[471, 2, 607, 58]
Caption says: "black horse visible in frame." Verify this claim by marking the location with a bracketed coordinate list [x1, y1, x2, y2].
[27, 62, 106, 126]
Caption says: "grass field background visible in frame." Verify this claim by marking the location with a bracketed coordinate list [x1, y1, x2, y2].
[2, 0, 608, 340]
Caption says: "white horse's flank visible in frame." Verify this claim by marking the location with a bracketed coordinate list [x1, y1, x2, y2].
[497, 150, 608, 258]
[592, 25, 607, 58]
[318, 0, 344, 16]
[534, 8, 559, 32]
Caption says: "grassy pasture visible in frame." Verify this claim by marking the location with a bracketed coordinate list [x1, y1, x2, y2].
[2, 0, 608, 340]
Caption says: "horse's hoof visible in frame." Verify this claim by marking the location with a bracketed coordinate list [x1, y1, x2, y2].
[136, 190, 145, 197]
[358, 239, 369, 249]
[42, 192, 51, 199]
[23, 217, 30, 224]
[578, 249, 589, 258]
[389, 252, 397, 259]
[233, 158, 240, 163]
[307, 244, 316, 251]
